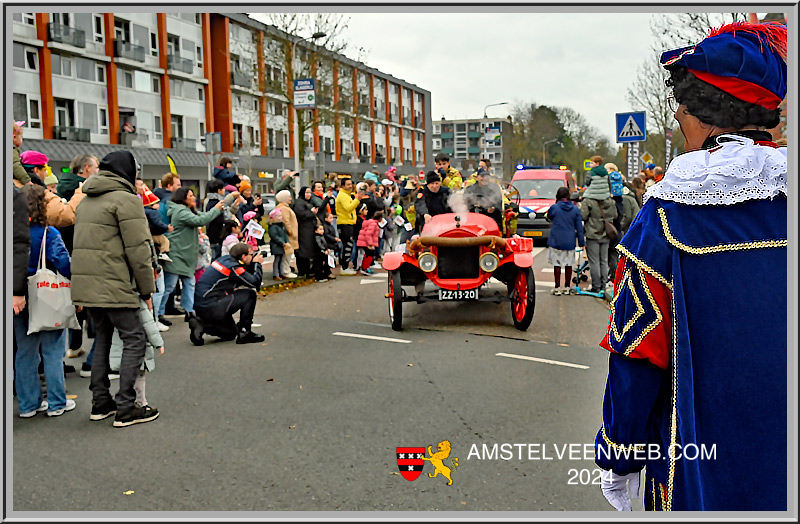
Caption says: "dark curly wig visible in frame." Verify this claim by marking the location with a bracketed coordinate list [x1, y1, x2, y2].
[665, 65, 781, 129]
[23, 184, 48, 227]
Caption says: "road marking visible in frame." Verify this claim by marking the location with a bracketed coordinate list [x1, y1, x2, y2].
[532, 247, 546, 258]
[360, 279, 384, 285]
[495, 352, 589, 369]
[540, 268, 554, 273]
[333, 332, 411, 344]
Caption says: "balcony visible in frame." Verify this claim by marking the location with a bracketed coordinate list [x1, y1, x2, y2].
[359, 155, 369, 163]
[171, 137, 196, 150]
[440, 147, 454, 155]
[53, 126, 90, 142]
[118, 131, 150, 147]
[264, 81, 282, 94]
[49, 23, 86, 48]
[267, 148, 284, 157]
[467, 131, 481, 138]
[358, 104, 370, 117]
[468, 146, 481, 154]
[167, 54, 193, 74]
[231, 70, 253, 89]
[114, 40, 145, 63]
[440, 132, 453, 139]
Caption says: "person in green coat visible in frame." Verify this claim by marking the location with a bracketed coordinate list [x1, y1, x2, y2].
[157, 187, 222, 322]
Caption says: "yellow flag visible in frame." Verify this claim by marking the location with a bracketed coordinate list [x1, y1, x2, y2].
[166, 154, 178, 175]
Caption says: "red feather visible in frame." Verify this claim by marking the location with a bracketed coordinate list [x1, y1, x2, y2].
[707, 21, 787, 59]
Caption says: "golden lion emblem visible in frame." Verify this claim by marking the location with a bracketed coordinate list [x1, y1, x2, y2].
[421, 439, 459, 485]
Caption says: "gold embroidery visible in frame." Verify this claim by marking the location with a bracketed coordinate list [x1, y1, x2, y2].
[658, 207, 787, 254]
[608, 264, 665, 357]
[600, 424, 646, 452]
[666, 276, 677, 512]
[616, 243, 672, 290]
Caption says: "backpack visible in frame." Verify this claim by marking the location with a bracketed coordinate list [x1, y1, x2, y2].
[609, 171, 624, 197]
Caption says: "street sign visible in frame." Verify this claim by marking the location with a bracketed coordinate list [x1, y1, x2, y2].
[641, 152, 653, 165]
[626, 142, 640, 180]
[583, 159, 592, 170]
[616, 111, 647, 143]
[293, 78, 316, 109]
[665, 128, 673, 167]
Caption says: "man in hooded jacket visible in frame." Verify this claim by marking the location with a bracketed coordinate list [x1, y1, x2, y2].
[72, 151, 159, 427]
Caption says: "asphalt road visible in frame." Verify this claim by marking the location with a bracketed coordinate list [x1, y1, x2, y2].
[11, 247, 632, 514]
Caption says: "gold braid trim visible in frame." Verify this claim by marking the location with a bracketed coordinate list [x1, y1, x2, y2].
[666, 276, 677, 512]
[616, 243, 672, 290]
[658, 207, 787, 254]
[600, 424, 646, 452]
[608, 264, 665, 356]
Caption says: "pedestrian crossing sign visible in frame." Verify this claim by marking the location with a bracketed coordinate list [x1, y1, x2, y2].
[616, 111, 647, 143]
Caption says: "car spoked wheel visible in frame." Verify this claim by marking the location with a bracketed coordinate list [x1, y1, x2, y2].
[509, 267, 535, 331]
[388, 270, 403, 331]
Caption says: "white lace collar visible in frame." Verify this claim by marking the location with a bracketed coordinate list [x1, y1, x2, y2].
[643, 134, 787, 206]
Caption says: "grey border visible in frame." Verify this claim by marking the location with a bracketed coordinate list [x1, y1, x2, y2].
[5, 1, 797, 521]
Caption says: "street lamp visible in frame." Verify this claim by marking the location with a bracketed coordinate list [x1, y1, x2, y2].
[291, 31, 326, 193]
[482, 102, 508, 170]
[542, 137, 562, 166]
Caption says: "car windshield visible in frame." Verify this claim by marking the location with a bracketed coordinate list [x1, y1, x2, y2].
[514, 179, 566, 199]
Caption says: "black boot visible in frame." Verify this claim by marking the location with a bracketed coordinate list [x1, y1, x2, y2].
[188, 317, 204, 346]
[158, 315, 172, 327]
[236, 326, 265, 344]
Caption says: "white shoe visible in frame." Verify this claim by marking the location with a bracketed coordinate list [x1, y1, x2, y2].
[285, 272, 298, 279]
[66, 348, 85, 359]
[19, 400, 48, 418]
[108, 370, 120, 381]
[47, 399, 76, 417]
[551, 288, 562, 296]
[340, 269, 357, 276]
[156, 321, 170, 332]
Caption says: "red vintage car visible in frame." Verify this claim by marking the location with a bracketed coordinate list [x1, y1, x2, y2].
[381, 212, 536, 331]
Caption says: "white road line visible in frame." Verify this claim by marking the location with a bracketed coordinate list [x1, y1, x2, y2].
[495, 352, 589, 369]
[360, 279, 384, 285]
[531, 247, 546, 259]
[540, 267, 554, 273]
[333, 332, 411, 344]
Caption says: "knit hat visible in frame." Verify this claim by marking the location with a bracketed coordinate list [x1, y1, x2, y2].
[381, 178, 393, 186]
[268, 208, 282, 220]
[141, 186, 160, 207]
[239, 179, 252, 192]
[20, 150, 49, 167]
[660, 22, 787, 110]
[426, 171, 441, 184]
[385, 166, 397, 182]
[276, 190, 291, 204]
[44, 171, 59, 186]
[243, 210, 257, 222]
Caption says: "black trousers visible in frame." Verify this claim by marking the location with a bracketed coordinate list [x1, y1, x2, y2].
[339, 224, 354, 269]
[87, 307, 146, 414]
[195, 289, 257, 340]
[296, 256, 312, 277]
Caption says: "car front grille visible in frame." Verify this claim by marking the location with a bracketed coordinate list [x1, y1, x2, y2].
[437, 246, 479, 279]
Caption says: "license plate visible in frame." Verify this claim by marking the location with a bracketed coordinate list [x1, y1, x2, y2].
[524, 230, 543, 237]
[438, 289, 479, 301]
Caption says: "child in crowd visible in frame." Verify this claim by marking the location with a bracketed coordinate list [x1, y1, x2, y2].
[107, 297, 165, 407]
[241, 210, 259, 250]
[141, 186, 173, 263]
[313, 222, 333, 282]
[605, 163, 625, 230]
[220, 219, 242, 256]
[322, 212, 340, 263]
[356, 206, 381, 275]
[268, 208, 289, 281]
[546, 186, 585, 295]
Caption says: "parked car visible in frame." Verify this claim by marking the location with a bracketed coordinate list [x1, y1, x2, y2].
[261, 192, 277, 216]
[381, 212, 536, 331]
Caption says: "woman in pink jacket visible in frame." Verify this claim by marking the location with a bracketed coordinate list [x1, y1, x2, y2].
[355, 205, 381, 275]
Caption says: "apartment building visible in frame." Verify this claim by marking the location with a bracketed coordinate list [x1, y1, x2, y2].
[10, 10, 432, 194]
[431, 117, 513, 181]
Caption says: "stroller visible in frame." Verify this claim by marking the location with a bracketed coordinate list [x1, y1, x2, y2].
[572, 247, 605, 298]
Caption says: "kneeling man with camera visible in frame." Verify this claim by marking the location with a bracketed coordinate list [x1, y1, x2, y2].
[190, 242, 266, 345]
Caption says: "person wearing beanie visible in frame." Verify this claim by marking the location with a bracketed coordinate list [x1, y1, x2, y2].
[235, 179, 264, 229]
[43, 167, 59, 192]
[595, 22, 788, 512]
[71, 150, 160, 427]
[190, 242, 266, 346]
[413, 171, 452, 232]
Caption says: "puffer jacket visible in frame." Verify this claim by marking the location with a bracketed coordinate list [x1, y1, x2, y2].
[71, 169, 156, 308]
[163, 201, 221, 277]
[13, 146, 30, 185]
[109, 299, 163, 373]
[357, 218, 380, 248]
[546, 200, 585, 251]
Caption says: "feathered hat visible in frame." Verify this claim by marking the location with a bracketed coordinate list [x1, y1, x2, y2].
[660, 22, 787, 110]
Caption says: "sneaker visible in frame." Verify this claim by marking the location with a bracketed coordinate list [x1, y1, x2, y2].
[19, 400, 48, 418]
[108, 370, 120, 380]
[157, 316, 173, 327]
[80, 363, 92, 378]
[47, 399, 76, 417]
[363, 268, 375, 275]
[551, 288, 562, 296]
[317, 278, 329, 283]
[340, 269, 357, 276]
[66, 348, 85, 359]
[189, 317, 204, 346]
[370, 263, 381, 269]
[158, 252, 173, 263]
[285, 272, 298, 279]
[113, 405, 159, 427]
[64, 364, 76, 374]
[236, 330, 266, 344]
[90, 399, 117, 421]
[156, 321, 169, 332]
[328, 274, 337, 279]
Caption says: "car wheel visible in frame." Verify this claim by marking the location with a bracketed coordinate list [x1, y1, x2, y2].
[508, 267, 535, 331]
[388, 270, 403, 331]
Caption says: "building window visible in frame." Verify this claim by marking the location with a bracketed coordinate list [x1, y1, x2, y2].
[171, 115, 183, 139]
[120, 70, 133, 88]
[93, 14, 104, 43]
[98, 107, 108, 135]
[198, 87, 204, 101]
[195, 45, 202, 68]
[154, 115, 162, 139]
[13, 93, 42, 129]
[150, 32, 158, 57]
[114, 19, 131, 42]
[195, 13, 201, 24]
[253, 99, 259, 112]
[255, 129, 260, 145]
[151, 75, 160, 93]
[14, 44, 39, 71]
[199, 121, 205, 143]
[13, 12, 35, 25]
[96, 64, 105, 83]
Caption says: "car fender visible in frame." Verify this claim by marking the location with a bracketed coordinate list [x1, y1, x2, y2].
[382, 251, 407, 271]
[509, 251, 533, 268]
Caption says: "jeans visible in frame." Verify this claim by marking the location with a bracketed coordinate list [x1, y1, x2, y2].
[151, 270, 166, 320]
[14, 313, 68, 413]
[159, 272, 196, 317]
[586, 238, 611, 291]
[272, 254, 284, 278]
[87, 307, 146, 414]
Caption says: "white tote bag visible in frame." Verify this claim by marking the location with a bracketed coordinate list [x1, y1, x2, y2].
[27, 226, 80, 334]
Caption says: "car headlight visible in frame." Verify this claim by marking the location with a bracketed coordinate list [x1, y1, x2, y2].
[479, 252, 499, 273]
[419, 252, 437, 273]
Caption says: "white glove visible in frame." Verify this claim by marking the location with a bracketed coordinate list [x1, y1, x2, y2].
[601, 469, 640, 511]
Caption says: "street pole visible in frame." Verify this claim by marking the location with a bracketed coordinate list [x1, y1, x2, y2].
[291, 32, 326, 196]
[542, 137, 559, 166]
[482, 102, 508, 170]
